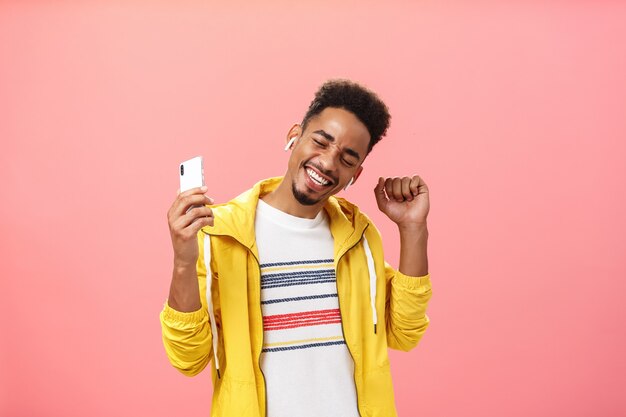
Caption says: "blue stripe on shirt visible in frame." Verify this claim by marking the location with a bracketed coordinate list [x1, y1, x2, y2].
[260, 259, 334, 268]
[261, 293, 338, 305]
[262, 340, 346, 353]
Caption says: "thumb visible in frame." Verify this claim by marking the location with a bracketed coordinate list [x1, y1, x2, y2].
[374, 177, 388, 211]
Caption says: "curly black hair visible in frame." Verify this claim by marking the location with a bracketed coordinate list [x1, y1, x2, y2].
[301, 79, 391, 154]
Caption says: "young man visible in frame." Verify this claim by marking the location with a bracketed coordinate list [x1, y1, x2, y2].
[161, 80, 432, 417]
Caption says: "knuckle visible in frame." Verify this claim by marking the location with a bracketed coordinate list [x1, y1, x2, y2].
[172, 228, 185, 240]
[189, 206, 203, 217]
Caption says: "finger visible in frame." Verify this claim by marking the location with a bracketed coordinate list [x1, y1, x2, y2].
[169, 195, 207, 222]
[168, 197, 212, 229]
[374, 177, 388, 211]
[169, 186, 212, 216]
[384, 177, 394, 200]
[413, 175, 429, 196]
[171, 207, 213, 234]
[181, 206, 214, 229]
[187, 215, 214, 234]
[174, 213, 214, 240]
[409, 176, 420, 196]
[172, 194, 214, 218]
[178, 186, 208, 199]
[389, 177, 404, 202]
[384, 177, 396, 201]
[187, 210, 215, 228]
[401, 177, 413, 201]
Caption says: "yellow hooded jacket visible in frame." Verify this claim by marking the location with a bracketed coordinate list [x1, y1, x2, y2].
[160, 177, 432, 417]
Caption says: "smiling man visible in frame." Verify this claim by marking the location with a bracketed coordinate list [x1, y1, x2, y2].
[161, 80, 433, 417]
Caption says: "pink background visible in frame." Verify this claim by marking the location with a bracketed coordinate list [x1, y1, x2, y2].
[1, 1, 625, 416]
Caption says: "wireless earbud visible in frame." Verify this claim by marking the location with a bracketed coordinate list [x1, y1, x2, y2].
[344, 177, 354, 191]
[284, 137, 298, 151]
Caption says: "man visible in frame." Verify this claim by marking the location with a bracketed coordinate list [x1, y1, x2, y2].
[160, 79, 432, 417]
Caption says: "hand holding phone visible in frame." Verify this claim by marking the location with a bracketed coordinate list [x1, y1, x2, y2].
[167, 155, 214, 268]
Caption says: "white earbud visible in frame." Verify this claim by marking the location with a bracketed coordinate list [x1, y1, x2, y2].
[284, 137, 297, 151]
[344, 177, 354, 191]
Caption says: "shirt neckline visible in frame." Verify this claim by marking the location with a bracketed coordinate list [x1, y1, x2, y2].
[256, 199, 327, 230]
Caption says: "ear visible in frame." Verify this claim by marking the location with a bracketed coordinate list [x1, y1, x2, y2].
[351, 165, 364, 185]
[285, 124, 302, 149]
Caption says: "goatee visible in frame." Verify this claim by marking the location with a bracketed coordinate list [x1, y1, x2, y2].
[291, 181, 319, 206]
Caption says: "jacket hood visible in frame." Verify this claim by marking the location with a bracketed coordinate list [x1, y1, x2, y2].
[201, 176, 370, 256]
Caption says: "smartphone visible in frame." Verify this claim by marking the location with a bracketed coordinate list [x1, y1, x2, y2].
[179, 156, 205, 193]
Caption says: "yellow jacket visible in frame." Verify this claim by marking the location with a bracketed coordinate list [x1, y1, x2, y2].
[160, 177, 432, 417]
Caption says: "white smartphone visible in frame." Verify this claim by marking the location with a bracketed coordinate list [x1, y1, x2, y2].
[179, 156, 205, 193]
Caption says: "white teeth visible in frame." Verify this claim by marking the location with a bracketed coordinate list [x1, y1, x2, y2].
[306, 168, 329, 185]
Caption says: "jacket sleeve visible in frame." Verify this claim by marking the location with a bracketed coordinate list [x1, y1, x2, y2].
[384, 262, 432, 352]
[159, 231, 213, 376]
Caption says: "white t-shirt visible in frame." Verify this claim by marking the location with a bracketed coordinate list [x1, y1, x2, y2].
[255, 199, 360, 417]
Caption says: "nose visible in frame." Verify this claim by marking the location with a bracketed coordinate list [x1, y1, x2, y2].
[317, 147, 339, 175]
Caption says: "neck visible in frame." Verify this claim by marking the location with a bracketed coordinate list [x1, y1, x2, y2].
[261, 178, 325, 219]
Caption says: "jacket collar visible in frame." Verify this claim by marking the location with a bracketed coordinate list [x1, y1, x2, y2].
[202, 177, 369, 258]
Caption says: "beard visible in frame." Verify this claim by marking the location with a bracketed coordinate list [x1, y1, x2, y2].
[291, 181, 321, 206]
[290, 161, 338, 206]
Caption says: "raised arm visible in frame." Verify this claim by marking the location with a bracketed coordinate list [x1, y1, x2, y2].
[375, 175, 431, 351]
[374, 175, 429, 276]
[160, 186, 215, 376]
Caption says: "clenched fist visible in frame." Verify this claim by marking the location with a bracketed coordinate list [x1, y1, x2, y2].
[374, 175, 430, 227]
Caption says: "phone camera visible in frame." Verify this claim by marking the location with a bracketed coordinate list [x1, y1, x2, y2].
[180, 165, 184, 175]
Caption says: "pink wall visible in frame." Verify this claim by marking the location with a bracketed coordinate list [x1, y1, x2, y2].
[2, 2, 625, 416]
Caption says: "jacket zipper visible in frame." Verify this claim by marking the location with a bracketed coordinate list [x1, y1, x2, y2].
[336, 225, 369, 417]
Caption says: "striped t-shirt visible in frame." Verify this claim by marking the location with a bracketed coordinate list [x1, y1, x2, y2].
[255, 199, 359, 417]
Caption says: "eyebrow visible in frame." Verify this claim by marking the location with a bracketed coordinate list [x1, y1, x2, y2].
[312, 129, 362, 161]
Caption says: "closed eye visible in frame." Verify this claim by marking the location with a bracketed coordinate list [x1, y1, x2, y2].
[342, 158, 356, 167]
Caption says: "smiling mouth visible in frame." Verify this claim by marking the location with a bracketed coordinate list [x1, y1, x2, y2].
[304, 165, 335, 187]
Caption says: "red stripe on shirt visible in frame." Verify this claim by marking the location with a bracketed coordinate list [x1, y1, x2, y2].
[263, 308, 342, 331]
[265, 318, 343, 331]
[264, 308, 340, 323]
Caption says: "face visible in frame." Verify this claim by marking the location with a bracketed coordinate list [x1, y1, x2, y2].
[286, 107, 370, 206]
